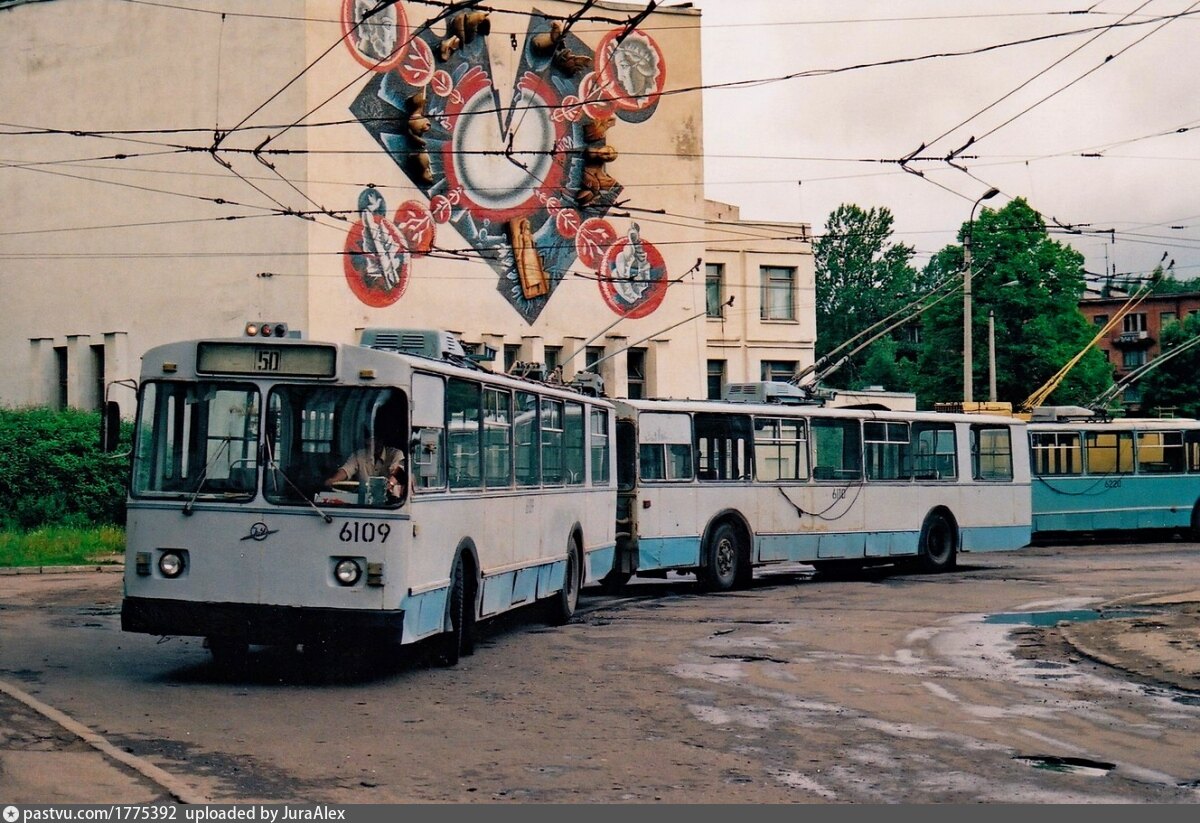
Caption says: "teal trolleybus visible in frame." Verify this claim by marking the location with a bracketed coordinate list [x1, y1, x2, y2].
[1028, 410, 1200, 540]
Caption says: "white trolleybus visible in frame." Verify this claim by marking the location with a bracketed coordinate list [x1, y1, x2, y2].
[1028, 406, 1200, 541]
[112, 327, 616, 666]
[604, 386, 1032, 590]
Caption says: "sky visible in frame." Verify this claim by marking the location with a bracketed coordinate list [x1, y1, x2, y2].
[688, 0, 1200, 287]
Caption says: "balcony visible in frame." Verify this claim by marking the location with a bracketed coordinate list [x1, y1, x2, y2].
[1113, 330, 1154, 348]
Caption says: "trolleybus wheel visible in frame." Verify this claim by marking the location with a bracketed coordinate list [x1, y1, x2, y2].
[915, 511, 958, 573]
[1191, 502, 1200, 541]
[700, 522, 741, 592]
[548, 538, 582, 626]
[436, 554, 473, 666]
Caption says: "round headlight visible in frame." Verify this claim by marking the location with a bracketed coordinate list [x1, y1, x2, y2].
[158, 551, 184, 578]
[334, 558, 362, 586]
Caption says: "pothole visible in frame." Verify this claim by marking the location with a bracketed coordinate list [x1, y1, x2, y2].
[984, 608, 1150, 626]
[1013, 755, 1115, 776]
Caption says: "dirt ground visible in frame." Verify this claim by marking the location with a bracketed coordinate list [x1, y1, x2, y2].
[4, 553, 1200, 804]
[1025, 593, 1200, 694]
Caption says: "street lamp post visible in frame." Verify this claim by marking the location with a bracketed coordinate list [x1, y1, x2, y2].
[963, 187, 1000, 403]
[988, 309, 997, 402]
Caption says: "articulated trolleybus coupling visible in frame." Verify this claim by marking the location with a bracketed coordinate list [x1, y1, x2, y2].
[108, 326, 616, 667]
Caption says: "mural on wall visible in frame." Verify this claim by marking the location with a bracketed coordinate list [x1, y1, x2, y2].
[341, 0, 670, 323]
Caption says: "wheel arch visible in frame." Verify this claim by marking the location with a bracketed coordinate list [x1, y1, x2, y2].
[701, 508, 753, 570]
[915, 505, 960, 573]
[567, 521, 586, 584]
[923, 505, 960, 537]
[452, 537, 481, 611]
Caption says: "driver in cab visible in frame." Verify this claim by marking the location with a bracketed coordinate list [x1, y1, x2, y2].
[325, 425, 407, 502]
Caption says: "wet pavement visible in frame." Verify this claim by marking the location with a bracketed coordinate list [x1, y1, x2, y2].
[2, 562, 1199, 803]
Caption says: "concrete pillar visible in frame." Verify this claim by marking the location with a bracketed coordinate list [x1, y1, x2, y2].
[27, 337, 56, 408]
[104, 331, 132, 417]
[66, 334, 91, 410]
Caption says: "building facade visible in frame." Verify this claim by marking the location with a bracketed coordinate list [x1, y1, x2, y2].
[1078, 291, 1200, 409]
[1, 0, 813, 416]
[702, 200, 815, 400]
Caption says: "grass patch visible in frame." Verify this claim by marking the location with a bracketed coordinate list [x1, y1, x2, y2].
[0, 526, 125, 568]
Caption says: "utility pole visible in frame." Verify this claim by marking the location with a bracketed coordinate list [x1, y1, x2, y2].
[964, 187, 999, 403]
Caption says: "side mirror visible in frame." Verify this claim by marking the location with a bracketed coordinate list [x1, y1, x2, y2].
[415, 429, 441, 479]
[100, 401, 122, 453]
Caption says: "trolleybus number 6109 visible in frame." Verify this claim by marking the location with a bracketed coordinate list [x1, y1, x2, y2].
[339, 522, 391, 543]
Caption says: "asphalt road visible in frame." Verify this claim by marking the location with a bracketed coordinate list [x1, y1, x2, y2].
[2, 540, 1200, 804]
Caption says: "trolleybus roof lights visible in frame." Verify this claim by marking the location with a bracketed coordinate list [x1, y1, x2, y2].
[245, 322, 289, 338]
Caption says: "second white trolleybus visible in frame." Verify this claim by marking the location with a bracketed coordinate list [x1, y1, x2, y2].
[605, 394, 1032, 590]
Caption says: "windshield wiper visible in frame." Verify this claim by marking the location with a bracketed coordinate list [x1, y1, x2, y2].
[262, 436, 333, 524]
[182, 437, 232, 515]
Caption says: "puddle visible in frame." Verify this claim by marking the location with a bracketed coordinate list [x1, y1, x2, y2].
[984, 608, 1148, 626]
[1014, 755, 1115, 776]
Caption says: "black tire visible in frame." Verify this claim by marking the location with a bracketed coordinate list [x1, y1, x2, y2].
[206, 636, 249, 672]
[1190, 502, 1200, 541]
[548, 539, 582, 626]
[915, 511, 958, 573]
[436, 554, 473, 666]
[700, 522, 741, 592]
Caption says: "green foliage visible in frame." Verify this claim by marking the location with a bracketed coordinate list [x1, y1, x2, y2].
[1146, 274, 1200, 295]
[910, 198, 1113, 408]
[814, 204, 921, 390]
[0, 407, 132, 531]
[1138, 313, 1200, 418]
[856, 336, 918, 391]
[0, 526, 125, 567]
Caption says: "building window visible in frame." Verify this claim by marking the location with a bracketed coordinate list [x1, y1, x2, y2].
[91, 344, 105, 411]
[1161, 311, 1177, 328]
[1123, 349, 1147, 369]
[503, 344, 521, 373]
[585, 346, 604, 374]
[545, 346, 562, 379]
[760, 266, 795, 321]
[55, 346, 68, 410]
[760, 360, 796, 382]
[1093, 314, 1108, 327]
[707, 359, 726, 400]
[627, 348, 646, 399]
[705, 263, 725, 318]
[1123, 313, 1147, 333]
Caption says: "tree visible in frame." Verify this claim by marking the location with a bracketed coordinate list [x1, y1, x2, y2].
[1136, 312, 1200, 418]
[1147, 274, 1200, 295]
[911, 198, 1113, 409]
[813, 205, 921, 390]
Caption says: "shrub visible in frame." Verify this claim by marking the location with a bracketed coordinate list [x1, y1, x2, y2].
[0, 407, 132, 531]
